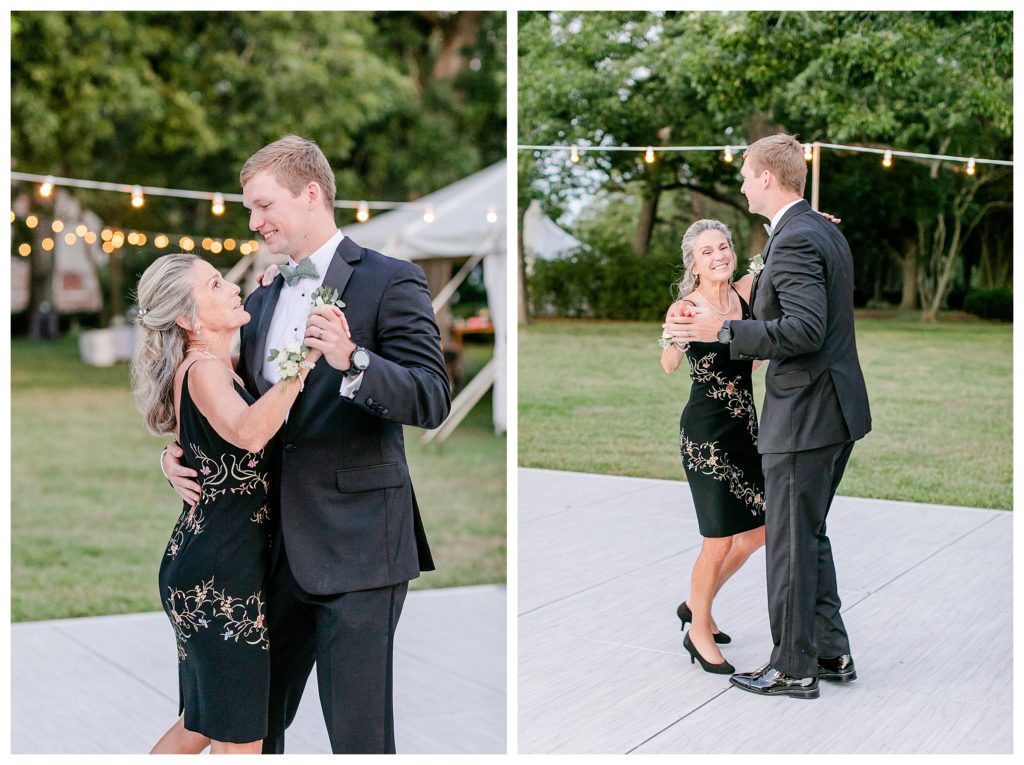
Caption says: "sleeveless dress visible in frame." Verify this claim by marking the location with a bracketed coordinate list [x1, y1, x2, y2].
[158, 362, 273, 743]
[679, 290, 766, 538]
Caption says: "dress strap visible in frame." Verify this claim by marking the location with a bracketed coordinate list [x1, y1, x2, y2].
[731, 284, 751, 318]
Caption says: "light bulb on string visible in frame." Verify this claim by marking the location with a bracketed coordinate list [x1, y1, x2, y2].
[19, 243, 31, 257]
[26, 215, 38, 229]
[201, 237, 213, 251]
[423, 206, 435, 224]
[644, 146, 655, 164]
[570, 146, 580, 163]
[131, 185, 145, 208]
[223, 238, 235, 251]
[40, 176, 55, 198]
[10, 211, 15, 224]
[356, 201, 369, 223]
[210, 241, 223, 254]
[966, 158, 976, 176]
[239, 242, 252, 256]
[51, 220, 64, 233]
[882, 150, 893, 168]
[64, 233, 77, 245]
[804, 144, 814, 161]
[102, 241, 115, 254]
[155, 235, 169, 249]
[101, 229, 113, 241]
[127, 232, 140, 246]
[179, 236, 194, 251]
[84, 231, 97, 244]
[723, 146, 734, 163]
[75, 224, 88, 237]
[249, 240, 259, 252]
[486, 205, 498, 224]
[137, 233, 147, 246]
[211, 192, 226, 216]
[42, 237, 55, 252]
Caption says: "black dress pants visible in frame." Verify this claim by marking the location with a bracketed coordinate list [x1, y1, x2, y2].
[762, 440, 854, 678]
[261, 546, 408, 754]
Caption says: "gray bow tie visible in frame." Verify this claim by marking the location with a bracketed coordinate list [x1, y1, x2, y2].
[279, 258, 320, 286]
[763, 223, 774, 237]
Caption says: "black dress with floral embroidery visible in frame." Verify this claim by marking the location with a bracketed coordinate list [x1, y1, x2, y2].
[679, 291, 766, 538]
[158, 362, 273, 743]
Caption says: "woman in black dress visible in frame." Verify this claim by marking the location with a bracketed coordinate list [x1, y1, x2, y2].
[660, 219, 766, 674]
[131, 253, 319, 753]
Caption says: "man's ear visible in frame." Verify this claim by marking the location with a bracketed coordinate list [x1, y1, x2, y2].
[305, 181, 322, 210]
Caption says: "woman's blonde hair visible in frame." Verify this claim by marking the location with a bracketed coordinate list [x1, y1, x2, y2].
[130, 253, 200, 436]
[675, 219, 736, 300]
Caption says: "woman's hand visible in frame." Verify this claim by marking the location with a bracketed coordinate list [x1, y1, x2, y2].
[817, 210, 842, 225]
[257, 263, 280, 287]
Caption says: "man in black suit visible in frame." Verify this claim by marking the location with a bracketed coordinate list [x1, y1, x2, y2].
[668, 134, 871, 699]
[163, 135, 450, 749]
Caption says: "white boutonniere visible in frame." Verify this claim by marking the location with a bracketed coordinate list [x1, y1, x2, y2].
[267, 287, 346, 383]
[748, 254, 765, 278]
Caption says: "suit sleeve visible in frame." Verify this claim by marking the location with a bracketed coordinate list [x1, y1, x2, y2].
[349, 261, 451, 429]
[730, 233, 827, 360]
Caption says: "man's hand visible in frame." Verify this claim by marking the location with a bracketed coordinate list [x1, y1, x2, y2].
[304, 305, 354, 371]
[663, 304, 724, 344]
[163, 442, 201, 506]
[257, 263, 280, 287]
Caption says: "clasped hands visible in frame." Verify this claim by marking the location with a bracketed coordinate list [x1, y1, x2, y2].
[662, 303, 724, 345]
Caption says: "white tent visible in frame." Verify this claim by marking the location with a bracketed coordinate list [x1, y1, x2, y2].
[522, 200, 583, 266]
[347, 161, 506, 441]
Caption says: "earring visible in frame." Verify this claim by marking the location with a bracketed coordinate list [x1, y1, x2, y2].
[694, 274, 701, 288]
[195, 325, 202, 336]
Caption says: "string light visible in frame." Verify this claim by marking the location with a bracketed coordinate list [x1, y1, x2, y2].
[570, 145, 580, 163]
[223, 238, 235, 251]
[101, 229, 113, 241]
[64, 233, 77, 245]
[723, 145, 734, 163]
[966, 157, 976, 175]
[25, 215, 38, 228]
[201, 237, 214, 251]
[136, 233, 147, 246]
[486, 205, 498, 224]
[154, 234, 169, 248]
[131, 185, 145, 208]
[39, 176, 54, 198]
[211, 192, 225, 216]
[248, 240, 259, 252]
[423, 206, 435, 223]
[127, 232, 140, 246]
[882, 150, 893, 168]
[42, 237, 55, 251]
[804, 143, 814, 161]
[18, 243, 31, 257]
[179, 236, 195, 251]
[210, 241, 223, 254]
[84, 231, 97, 244]
[51, 220, 64, 233]
[75, 223, 88, 236]
[239, 242, 252, 255]
[356, 201, 369, 223]
[111, 231, 125, 247]
[644, 146, 655, 164]
[10, 211, 14, 223]
[102, 241, 115, 254]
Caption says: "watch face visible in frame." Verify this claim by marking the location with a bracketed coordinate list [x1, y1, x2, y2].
[353, 349, 370, 369]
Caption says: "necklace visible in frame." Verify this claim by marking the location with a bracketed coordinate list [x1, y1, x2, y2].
[697, 289, 733, 315]
[187, 346, 216, 359]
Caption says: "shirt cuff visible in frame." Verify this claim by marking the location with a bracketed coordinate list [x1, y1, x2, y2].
[339, 372, 364, 398]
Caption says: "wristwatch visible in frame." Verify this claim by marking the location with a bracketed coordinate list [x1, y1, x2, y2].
[345, 346, 370, 377]
[717, 320, 733, 345]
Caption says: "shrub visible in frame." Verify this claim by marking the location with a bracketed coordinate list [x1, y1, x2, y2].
[963, 288, 1012, 322]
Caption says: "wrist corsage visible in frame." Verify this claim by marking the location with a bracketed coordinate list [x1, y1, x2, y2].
[267, 286, 346, 389]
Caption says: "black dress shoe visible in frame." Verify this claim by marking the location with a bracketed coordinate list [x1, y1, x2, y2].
[729, 664, 819, 699]
[818, 654, 857, 682]
[683, 631, 734, 674]
[676, 601, 731, 644]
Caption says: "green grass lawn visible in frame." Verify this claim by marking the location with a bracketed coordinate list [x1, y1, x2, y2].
[519, 314, 1011, 510]
[12, 335, 505, 622]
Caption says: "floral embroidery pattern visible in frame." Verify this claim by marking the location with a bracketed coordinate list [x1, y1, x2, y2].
[688, 352, 759, 439]
[165, 578, 268, 660]
[250, 500, 271, 525]
[680, 433, 765, 516]
[165, 446, 269, 559]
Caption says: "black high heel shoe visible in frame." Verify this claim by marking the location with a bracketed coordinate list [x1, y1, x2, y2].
[683, 631, 735, 674]
[676, 601, 731, 644]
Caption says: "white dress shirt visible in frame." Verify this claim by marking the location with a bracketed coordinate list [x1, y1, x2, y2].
[261, 229, 362, 398]
[769, 198, 804, 234]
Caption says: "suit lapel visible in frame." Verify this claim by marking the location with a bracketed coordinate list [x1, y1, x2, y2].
[320, 235, 361, 304]
[250, 277, 285, 396]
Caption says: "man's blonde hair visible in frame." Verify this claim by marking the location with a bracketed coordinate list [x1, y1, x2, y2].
[240, 135, 336, 211]
[743, 134, 807, 196]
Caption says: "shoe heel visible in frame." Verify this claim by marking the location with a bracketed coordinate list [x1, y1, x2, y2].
[790, 687, 820, 700]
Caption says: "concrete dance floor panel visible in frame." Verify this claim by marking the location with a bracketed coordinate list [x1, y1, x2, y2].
[12, 584, 506, 754]
[518, 468, 1011, 754]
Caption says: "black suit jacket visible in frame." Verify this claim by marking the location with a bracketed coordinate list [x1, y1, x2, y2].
[236, 236, 451, 595]
[730, 200, 871, 454]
